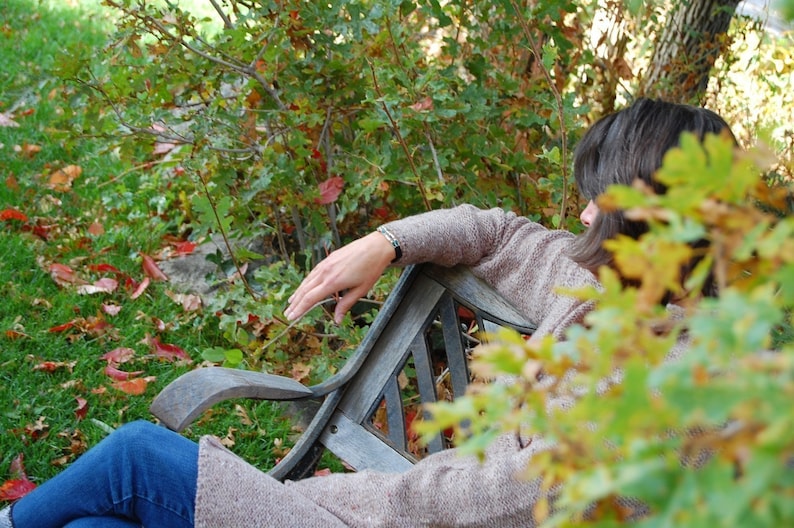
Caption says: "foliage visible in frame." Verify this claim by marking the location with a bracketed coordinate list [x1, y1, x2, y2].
[417, 133, 794, 525]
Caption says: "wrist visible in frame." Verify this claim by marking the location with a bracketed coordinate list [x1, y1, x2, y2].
[376, 225, 402, 263]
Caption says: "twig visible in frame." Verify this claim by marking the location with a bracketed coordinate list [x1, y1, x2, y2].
[367, 60, 432, 211]
[196, 170, 261, 301]
[509, 0, 570, 228]
[208, 0, 233, 29]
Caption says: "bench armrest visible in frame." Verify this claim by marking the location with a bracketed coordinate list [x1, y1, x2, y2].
[150, 368, 313, 432]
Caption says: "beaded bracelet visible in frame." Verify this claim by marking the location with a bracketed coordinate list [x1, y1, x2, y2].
[377, 225, 403, 263]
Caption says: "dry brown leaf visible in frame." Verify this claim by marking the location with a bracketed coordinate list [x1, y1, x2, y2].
[48, 165, 82, 192]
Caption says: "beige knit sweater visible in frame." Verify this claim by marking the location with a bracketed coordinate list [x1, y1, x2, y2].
[195, 205, 601, 527]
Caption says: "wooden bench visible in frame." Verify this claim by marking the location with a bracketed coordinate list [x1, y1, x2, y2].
[150, 263, 536, 480]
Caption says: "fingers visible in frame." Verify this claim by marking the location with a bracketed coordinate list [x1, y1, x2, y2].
[284, 231, 395, 323]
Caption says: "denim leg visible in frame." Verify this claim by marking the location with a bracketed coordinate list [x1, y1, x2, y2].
[63, 517, 141, 528]
[11, 421, 197, 528]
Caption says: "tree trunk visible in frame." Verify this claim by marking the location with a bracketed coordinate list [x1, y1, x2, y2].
[640, 0, 740, 104]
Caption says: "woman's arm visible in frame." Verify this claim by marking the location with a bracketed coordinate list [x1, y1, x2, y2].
[285, 205, 522, 323]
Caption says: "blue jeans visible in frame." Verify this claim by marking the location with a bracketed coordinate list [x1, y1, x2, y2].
[10, 421, 197, 528]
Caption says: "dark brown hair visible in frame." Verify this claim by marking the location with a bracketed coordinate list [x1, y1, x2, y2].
[567, 98, 737, 300]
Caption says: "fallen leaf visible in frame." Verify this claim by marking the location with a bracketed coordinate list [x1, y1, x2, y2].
[111, 376, 154, 395]
[147, 336, 191, 362]
[74, 397, 88, 420]
[76, 277, 119, 295]
[88, 263, 123, 275]
[0, 454, 36, 501]
[0, 112, 19, 128]
[166, 291, 202, 311]
[172, 240, 196, 255]
[48, 164, 82, 192]
[49, 263, 88, 287]
[101, 303, 122, 316]
[141, 253, 168, 281]
[17, 143, 42, 158]
[33, 360, 76, 373]
[130, 277, 150, 299]
[87, 222, 105, 236]
[101, 347, 136, 364]
[5, 329, 30, 339]
[23, 416, 49, 441]
[0, 208, 27, 222]
[48, 320, 76, 333]
[104, 364, 144, 381]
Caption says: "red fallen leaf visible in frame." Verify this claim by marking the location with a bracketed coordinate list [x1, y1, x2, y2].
[313, 468, 332, 477]
[88, 263, 123, 274]
[48, 320, 76, 333]
[141, 253, 168, 281]
[147, 336, 191, 362]
[111, 376, 154, 395]
[101, 347, 136, 364]
[74, 397, 88, 420]
[0, 208, 27, 221]
[0, 454, 36, 501]
[130, 276, 150, 299]
[315, 176, 344, 205]
[104, 364, 144, 381]
[49, 263, 88, 287]
[172, 240, 197, 256]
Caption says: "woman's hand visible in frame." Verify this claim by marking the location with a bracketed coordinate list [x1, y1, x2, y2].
[285, 231, 396, 324]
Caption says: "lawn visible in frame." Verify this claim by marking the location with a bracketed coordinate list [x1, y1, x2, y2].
[0, 0, 297, 490]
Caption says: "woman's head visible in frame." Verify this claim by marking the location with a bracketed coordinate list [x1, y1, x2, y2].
[568, 98, 736, 298]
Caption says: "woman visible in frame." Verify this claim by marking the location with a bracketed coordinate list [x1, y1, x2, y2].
[0, 98, 736, 528]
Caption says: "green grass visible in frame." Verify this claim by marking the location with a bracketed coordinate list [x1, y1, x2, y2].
[0, 0, 298, 490]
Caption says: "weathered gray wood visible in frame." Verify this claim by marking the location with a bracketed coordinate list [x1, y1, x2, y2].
[336, 274, 446, 422]
[423, 265, 536, 334]
[320, 410, 415, 473]
[150, 368, 312, 432]
[151, 263, 538, 482]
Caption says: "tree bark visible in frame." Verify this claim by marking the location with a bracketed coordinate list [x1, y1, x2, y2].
[640, 0, 740, 104]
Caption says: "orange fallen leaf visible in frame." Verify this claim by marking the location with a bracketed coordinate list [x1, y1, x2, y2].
[88, 222, 105, 236]
[111, 376, 154, 395]
[48, 164, 82, 192]
[16, 143, 42, 158]
[0, 208, 27, 222]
